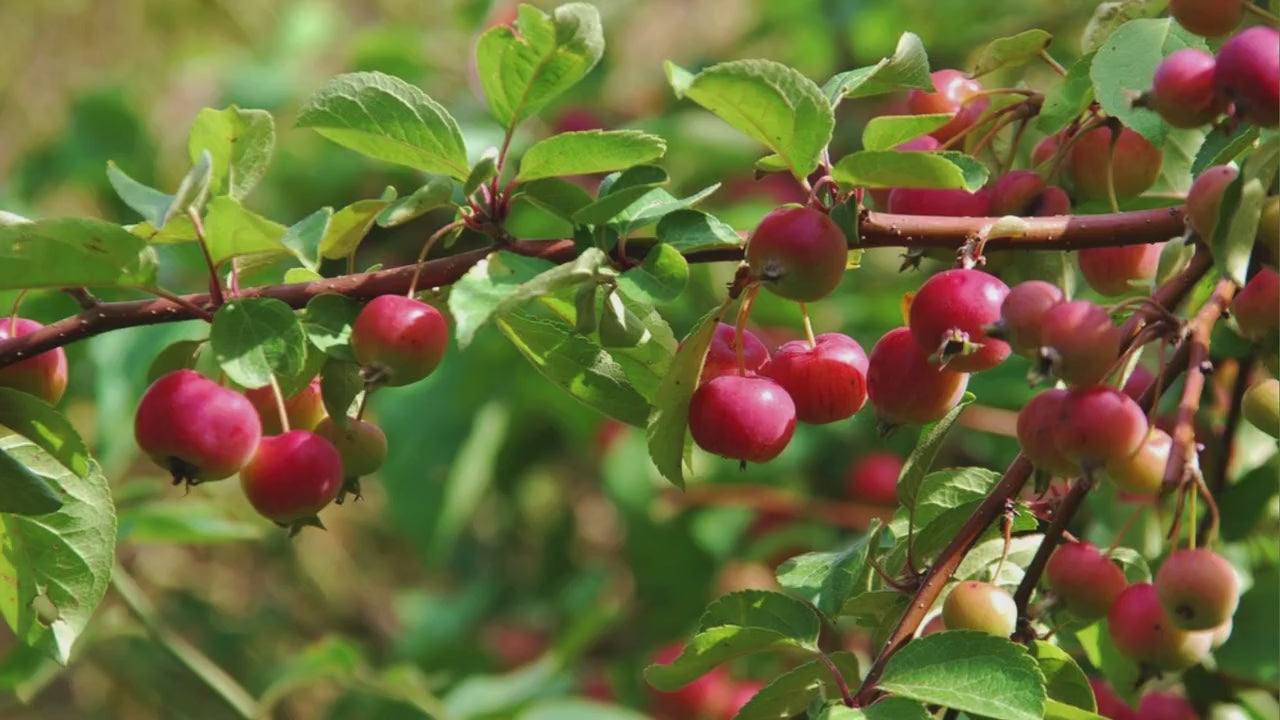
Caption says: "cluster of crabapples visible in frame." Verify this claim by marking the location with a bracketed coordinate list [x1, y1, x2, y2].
[129, 294, 448, 532]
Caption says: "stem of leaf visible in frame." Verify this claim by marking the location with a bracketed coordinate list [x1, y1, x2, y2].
[817, 652, 855, 707]
[187, 207, 226, 308]
[408, 220, 465, 298]
[1038, 49, 1067, 77]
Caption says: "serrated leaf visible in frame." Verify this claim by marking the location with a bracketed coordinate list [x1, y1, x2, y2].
[377, 177, 456, 228]
[303, 294, 362, 362]
[645, 305, 725, 487]
[572, 165, 668, 226]
[0, 389, 90, 480]
[1081, 0, 1169, 54]
[319, 358, 363, 425]
[823, 32, 932, 105]
[476, 3, 604, 128]
[163, 150, 213, 226]
[667, 59, 834, 179]
[861, 114, 952, 151]
[617, 243, 688, 304]
[972, 29, 1053, 77]
[186, 106, 275, 200]
[1030, 641, 1095, 711]
[840, 590, 910, 629]
[105, 162, 171, 227]
[656, 209, 743, 252]
[1152, 127, 1204, 194]
[202, 196, 288, 266]
[831, 151, 988, 191]
[896, 393, 976, 512]
[1212, 138, 1278, 285]
[209, 298, 308, 389]
[598, 290, 650, 348]
[281, 207, 331, 272]
[0, 218, 157, 290]
[1090, 18, 1207, 143]
[1044, 699, 1108, 720]
[776, 521, 883, 619]
[1036, 53, 1096, 136]
[732, 653, 859, 719]
[518, 178, 596, 221]
[319, 197, 392, 260]
[1192, 125, 1257, 175]
[448, 252, 559, 348]
[817, 697, 933, 720]
[890, 466, 1002, 541]
[0, 451, 62, 515]
[297, 71, 470, 180]
[877, 631, 1046, 720]
[145, 340, 205, 385]
[517, 130, 667, 182]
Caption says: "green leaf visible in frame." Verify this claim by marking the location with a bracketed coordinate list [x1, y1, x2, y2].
[518, 698, 649, 720]
[475, 3, 604, 128]
[1192, 125, 1257, 175]
[732, 652, 859, 719]
[1036, 53, 1096, 136]
[297, 71, 470, 180]
[1074, 623, 1141, 706]
[377, 176, 456, 228]
[517, 130, 667, 182]
[105, 162, 171, 227]
[163, 150, 213, 226]
[1030, 641, 1095, 711]
[1215, 566, 1279, 684]
[448, 251, 559, 348]
[823, 32, 932, 105]
[145, 340, 205, 385]
[202, 196, 289, 266]
[645, 305, 725, 488]
[518, 178, 596, 221]
[817, 698, 932, 720]
[464, 148, 499, 198]
[572, 165, 668, 226]
[0, 389, 91, 479]
[598, 290, 650, 349]
[209, 298, 308, 389]
[1153, 127, 1204, 195]
[618, 243, 688, 304]
[1107, 546, 1151, 584]
[656, 210, 743, 252]
[303, 294, 362, 362]
[1044, 699, 1108, 720]
[776, 521, 883, 619]
[889, 466, 1001, 543]
[1090, 18, 1207, 143]
[831, 151, 988, 191]
[319, 358, 363, 424]
[1081, 0, 1169, 54]
[430, 401, 509, 562]
[877, 631, 1046, 720]
[840, 590, 910, 629]
[319, 197, 393, 260]
[117, 499, 265, 544]
[1211, 137, 1278, 286]
[281, 207, 332, 272]
[0, 435, 115, 664]
[0, 217, 157, 290]
[612, 184, 721, 233]
[895, 393, 976, 512]
[971, 30, 1053, 77]
[0, 451, 62, 515]
[667, 59, 834, 179]
[861, 114, 952, 151]
[643, 590, 821, 690]
[186, 106, 275, 200]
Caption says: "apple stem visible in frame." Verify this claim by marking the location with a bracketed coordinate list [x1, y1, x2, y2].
[7, 289, 25, 335]
[734, 284, 759, 376]
[800, 303, 817, 348]
[1187, 484, 1198, 549]
[407, 220, 466, 298]
[268, 374, 291, 434]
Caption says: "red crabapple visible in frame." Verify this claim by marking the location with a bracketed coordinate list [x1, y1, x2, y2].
[244, 377, 326, 435]
[1136, 691, 1199, 720]
[942, 581, 1017, 637]
[1121, 364, 1155, 401]
[1065, 125, 1163, 201]
[720, 681, 766, 720]
[1105, 428, 1176, 496]
[908, 268, 1011, 372]
[762, 333, 868, 424]
[746, 206, 848, 302]
[688, 375, 796, 463]
[314, 417, 388, 477]
[135, 369, 262, 486]
[1032, 133, 1062, 168]
[240, 430, 343, 526]
[906, 69, 990, 143]
[1077, 243, 1165, 296]
[1170, 0, 1244, 36]
[352, 295, 449, 386]
[700, 323, 770, 383]
[845, 452, 903, 505]
[1231, 268, 1279, 345]
[0, 318, 68, 405]
[1045, 541, 1128, 620]
[1090, 678, 1136, 720]
[1186, 164, 1238, 239]
[1150, 49, 1227, 127]
[1155, 548, 1240, 631]
[1056, 386, 1148, 469]
[990, 170, 1047, 216]
[1032, 186, 1072, 215]
[1017, 389, 1079, 477]
[998, 280, 1064, 357]
[1214, 26, 1280, 128]
[1039, 300, 1122, 386]
[887, 187, 992, 217]
[1108, 582, 1214, 671]
[867, 327, 970, 427]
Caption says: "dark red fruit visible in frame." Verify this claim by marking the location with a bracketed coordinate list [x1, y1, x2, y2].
[1231, 268, 1279, 345]
[1105, 428, 1174, 496]
[869, 136, 942, 208]
[135, 369, 262, 485]
[906, 69, 989, 143]
[990, 170, 1047, 216]
[688, 375, 796, 462]
[1186, 164, 1239, 239]
[1214, 26, 1280, 127]
[701, 323, 770, 383]
[887, 187, 992, 217]
[352, 295, 449, 386]
[1040, 300, 1122, 386]
[845, 452, 903, 505]
[1090, 678, 1136, 720]
[1135, 691, 1200, 720]
[942, 581, 1017, 637]
[649, 643, 732, 720]
[746, 206, 848, 302]
[1156, 548, 1240, 631]
[1057, 386, 1148, 469]
[315, 417, 388, 477]
[1031, 186, 1072, 215]
[240, 430, 343, 525]
[1065, 125, 1163, 201]
[1108, 582, 1214, 671]
[762, 333, 868, 424]
[999, 280, 1064, 357]
[1151, 49, 1226, 128]
[867, 327, 970, 426]
[1017, 389, 1078, 476]
[1045, 541, 1127, 620]
[0, 318, 68, 405]
[909, 268, 1011, 372]
[1078, 243, 1165, 296]
[1170, 0, 1243, 36]
[244, 377, 326, 436]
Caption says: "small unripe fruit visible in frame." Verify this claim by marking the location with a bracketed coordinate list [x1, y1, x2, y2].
[1018, 389, 1079, 476]
[1105, 428, 1175, 495]
[1045, 541, 1127, 620]
[1214, 27, 1280, 128]
[240, 430, 343, 525]
[1057, 386, 1148, 469]
[1231, 269, 1279, 345]
[0, 318, 68, 405]
[746, 206, 848, 302]
[1259, 196, 1279, 263]
[1170, 0, 1244, 36]
[999, 280, 1064, 357]
[701, 323, 769, 383]
[887, 187, 992, 217]
[942, 581, 1017, 637]
[1242, 378, 1280, 438]
[906, 69, 989, 143]
[1065, 125, 1163, 201]
[352, 295, 449, 387]
[1040, 300, 1122, 386]
[244, 377, 326, 435]
[845, 452, 903, 505]
[1151, 49, 1227, 127]
[315, 417, 388, 477]
[867, 327, 970, 426]
[1186, 165, 1239, 239]
[762, 333, 868, 424]
[990, 170, 1047, 216]
[909, 268, 1011, 372]
[1156, 548, 1240, 631]
[1108, 583, 1214, 671]
[688, 375, 796, 463]
[135, 370, 262, 485]
[1078, 243, 1165, 296]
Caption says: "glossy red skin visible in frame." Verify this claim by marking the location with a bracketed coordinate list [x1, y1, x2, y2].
[907, 69, 990, 142]
[887, 187, 992, 217]
[688, 375, 796, 462]
[1231, 268, 1279, 344]
[845, 452, 903, 505]
[0, 318, 68, 405]
[1040, 300, 1122, 386]
[1136, 692, 1200, 720]
[1045, 541, 1127, 620]
[720, 681, 766, 720]
[1186, 164, 1239, 238]
[1017, 388, 1078, 476]
[1214, 26, 1280, 127]
[1108, 583, 1214, 671]
[1106, 428, 1174, 496]
[1090, 678, 1137, 720]
[1001, 280, 1064, 356]
[1170, 0, 1243, 36]
[352, 295, 449, 386]
[1152, 49, 1226, 127]
[650, 643, 732, 720]
[762, 333, 868, 424]
[942, 581, 1017, 637]
[1057, 386, 1148, 468]
[135, 370, 262, 484]
[867, 327, 969, 426]
[244, 377, 326, 436]
[1031, 186, 1072, 215]
[1156, 548, 1240, 630]
[1078, 243, 1165, 296]
[240, 430, 343, 524]
[990, 170, 1047, 216]
[909, 268, 1011, 372]
[1065, 125, 1163, 200]
[746, 206, 848, 302]
[314, 417, 388, 477]
[701, 323, 770, 383]
[869, 135, 942, 208]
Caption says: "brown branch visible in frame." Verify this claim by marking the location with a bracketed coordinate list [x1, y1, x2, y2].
[1201, 354, 1255, 540]
[857, 207, 1186, 250]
